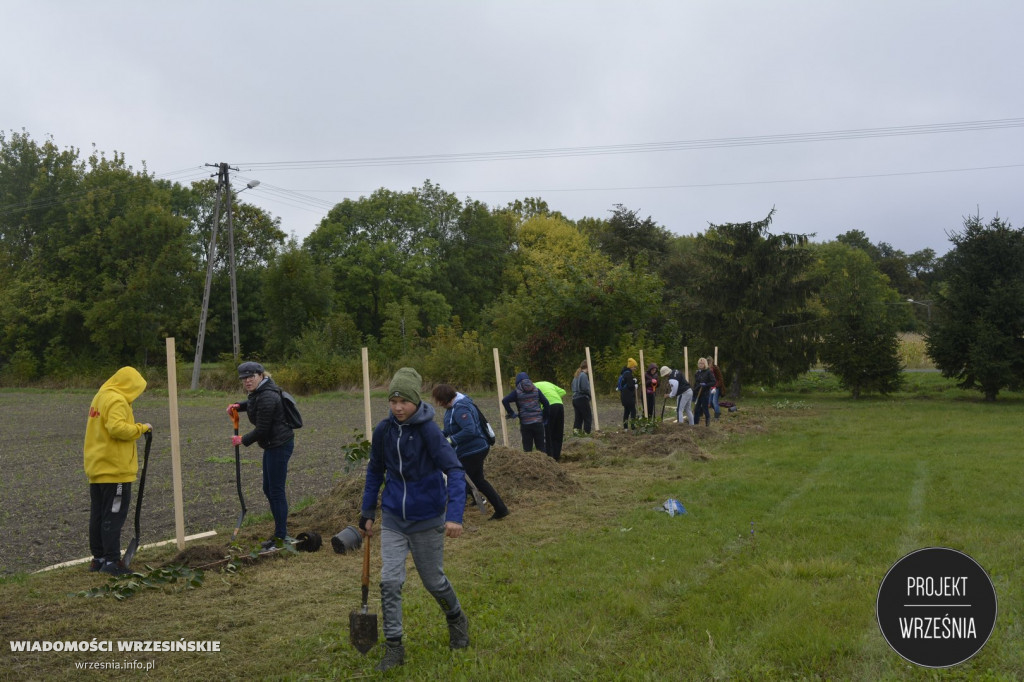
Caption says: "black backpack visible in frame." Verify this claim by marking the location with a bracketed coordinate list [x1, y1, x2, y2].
[669, 369, 691, 393]
[617, 368, 634, 392]
[473, 403, 496, 446]
[278, 389, 303, 429]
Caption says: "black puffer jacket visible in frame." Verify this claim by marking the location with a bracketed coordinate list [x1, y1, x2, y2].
[238, 377, 294, 449]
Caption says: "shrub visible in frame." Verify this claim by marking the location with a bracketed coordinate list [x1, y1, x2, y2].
[1, 349, 38, 384]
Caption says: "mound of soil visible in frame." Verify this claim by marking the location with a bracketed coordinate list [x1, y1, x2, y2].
[290, 445, 578, 539]
[167, 544, 232, 567]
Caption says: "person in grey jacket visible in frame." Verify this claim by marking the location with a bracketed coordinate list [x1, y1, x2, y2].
[570, 360, 593, 435]
[501, 372, 550, 453]
[227, 361, 294, 548]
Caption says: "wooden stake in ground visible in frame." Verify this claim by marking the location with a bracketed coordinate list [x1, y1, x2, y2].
[166, 337, 186, 551]
[493, 348, 509, 446]
[639, 349, 647, 418]
[361, 347, 372, 440]
[684, 347, 689, 383]
[585, 347, 599, 432]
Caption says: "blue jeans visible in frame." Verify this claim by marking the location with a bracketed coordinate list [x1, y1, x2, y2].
[380, 525, 461, 641]
[710, 387, 721, 417]
[262, 439, 294, 539]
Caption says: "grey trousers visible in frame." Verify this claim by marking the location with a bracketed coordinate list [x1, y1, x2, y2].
[380, 525, 461, 641]
[676, 389, 695, 425]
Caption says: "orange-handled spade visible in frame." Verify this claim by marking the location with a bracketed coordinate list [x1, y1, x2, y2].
[229, 407, 247, 541]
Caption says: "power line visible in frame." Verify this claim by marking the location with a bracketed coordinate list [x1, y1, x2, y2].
[233, 118, 1024, 171]
[253, 162, 1024, 199]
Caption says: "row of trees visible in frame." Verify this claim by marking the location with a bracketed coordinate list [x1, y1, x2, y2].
[2, 131, 1022, 399]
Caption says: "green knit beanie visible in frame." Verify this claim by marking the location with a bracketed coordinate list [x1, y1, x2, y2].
[388, 367, 422, 405]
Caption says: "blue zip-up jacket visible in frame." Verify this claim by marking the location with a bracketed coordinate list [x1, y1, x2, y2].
[443, 393, 489, 459]
[360, 400, 466, 531]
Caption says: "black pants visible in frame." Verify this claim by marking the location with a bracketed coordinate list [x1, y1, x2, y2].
[646, 393, 656, 418]
[520, 422, 546, 453]
[89, 482, 132, 563]
[544, 404, 564, 461]
[572, 396, 592, 433]
[621, 399, 637, 429]
[461, 450, 508, 516]
[695, 390, 711, 425]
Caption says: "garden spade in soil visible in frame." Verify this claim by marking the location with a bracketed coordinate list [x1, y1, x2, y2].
[350, 530, 378, 654]
[122, 429, 152, 568]
[466, 477, 488, 516]
[229, 407, 247, 541]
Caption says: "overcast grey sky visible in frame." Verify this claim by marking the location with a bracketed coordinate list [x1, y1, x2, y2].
[4, 1, 1023, 255]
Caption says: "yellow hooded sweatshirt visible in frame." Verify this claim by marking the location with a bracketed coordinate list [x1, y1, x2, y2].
[83, 367, 147, 484]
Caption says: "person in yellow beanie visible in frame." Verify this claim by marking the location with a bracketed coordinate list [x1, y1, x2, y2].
[83, 367, 152, 576]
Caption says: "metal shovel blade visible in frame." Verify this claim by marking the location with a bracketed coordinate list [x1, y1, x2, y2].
[350, 532, 378, 654]
[123, 537, 139, 567]
[349, 607, 379, 654]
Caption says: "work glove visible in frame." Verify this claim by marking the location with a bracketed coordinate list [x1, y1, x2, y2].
[358, 516, 373, 532]
[231, 435, 243, 447]
[226, 403, 240, 415]
[506, 412, 518, 420]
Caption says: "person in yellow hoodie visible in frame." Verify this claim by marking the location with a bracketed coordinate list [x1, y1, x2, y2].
[83, 367, 152, 576]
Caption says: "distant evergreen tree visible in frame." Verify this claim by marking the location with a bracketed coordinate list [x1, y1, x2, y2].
[926, 215, 1024, 401]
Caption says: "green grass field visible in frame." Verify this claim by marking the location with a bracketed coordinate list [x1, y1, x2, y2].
[4, 375, 1023, 680]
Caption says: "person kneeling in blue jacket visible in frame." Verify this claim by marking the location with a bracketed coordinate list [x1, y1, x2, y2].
[359, 367, 470, 672]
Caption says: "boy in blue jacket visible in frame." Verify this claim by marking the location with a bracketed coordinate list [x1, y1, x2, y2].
[359, 367, 469, 671]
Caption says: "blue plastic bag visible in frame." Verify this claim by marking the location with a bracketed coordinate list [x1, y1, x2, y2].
[662, 498, 686, 516]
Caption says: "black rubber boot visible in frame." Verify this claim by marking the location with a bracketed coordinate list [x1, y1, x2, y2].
[376, 640, 405, 671]
[447, 611, 470, 649]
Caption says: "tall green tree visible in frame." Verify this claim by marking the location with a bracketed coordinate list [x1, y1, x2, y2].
[926, 215, 1024, 400]
[691, 210, 819, 396]
[836, 228, 938, 325]
[585, 204, 672, 269]
[262, 241, 334, 358]
[305, 188, 447, 339]
[486, 215, 662, 383]
[813, 242, 904, 398]
[0, 142, 200, 369]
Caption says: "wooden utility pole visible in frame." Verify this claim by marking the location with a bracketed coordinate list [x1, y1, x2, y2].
[191, 163, 242, 389]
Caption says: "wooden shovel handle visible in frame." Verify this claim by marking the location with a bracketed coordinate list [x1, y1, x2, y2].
[361, 531, 371, 588]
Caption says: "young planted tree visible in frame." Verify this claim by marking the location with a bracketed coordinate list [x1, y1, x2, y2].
[813, 242, 904, 398]
[926, 215, 1024, 401]
[690, 209, 820, 397]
